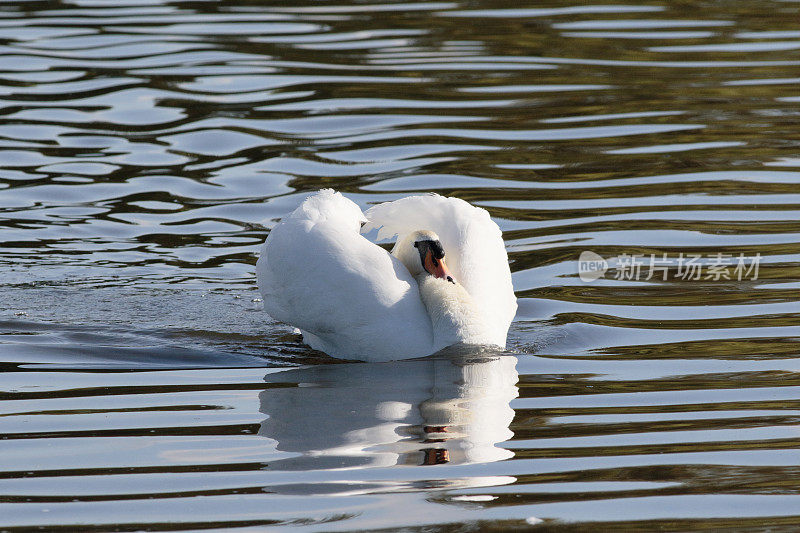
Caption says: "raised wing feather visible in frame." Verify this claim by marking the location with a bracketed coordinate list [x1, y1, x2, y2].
[363, 194, 516, 341]
[256, 190, 435, 361]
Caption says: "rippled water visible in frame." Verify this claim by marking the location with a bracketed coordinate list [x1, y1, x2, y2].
[3, 0, 800, 530]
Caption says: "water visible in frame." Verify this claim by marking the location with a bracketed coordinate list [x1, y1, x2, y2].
[2, 0, 800, 530]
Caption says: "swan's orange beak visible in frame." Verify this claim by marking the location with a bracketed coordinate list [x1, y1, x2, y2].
[424, 251, 455, 283]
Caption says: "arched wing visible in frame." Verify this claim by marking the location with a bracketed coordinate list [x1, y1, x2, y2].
[256, 191, 434, 361]
[363, 194, 517, 338]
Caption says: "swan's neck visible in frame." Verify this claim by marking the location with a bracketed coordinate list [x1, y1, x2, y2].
[416, 276, 490, 349]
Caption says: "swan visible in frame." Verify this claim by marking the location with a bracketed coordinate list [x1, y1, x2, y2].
[256, 189, 516, 361]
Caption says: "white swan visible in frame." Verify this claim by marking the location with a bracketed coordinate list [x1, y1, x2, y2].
[256, 189, 516, 361]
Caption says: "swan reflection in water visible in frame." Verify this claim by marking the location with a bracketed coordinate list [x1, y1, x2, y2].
[258, 351, 518, 482]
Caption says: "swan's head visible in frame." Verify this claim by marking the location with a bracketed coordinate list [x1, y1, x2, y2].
[393, 230, 455, 283]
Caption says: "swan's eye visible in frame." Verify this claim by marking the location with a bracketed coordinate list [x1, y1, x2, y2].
[429, 240, 445, 260]
[413, 241, 419, 248]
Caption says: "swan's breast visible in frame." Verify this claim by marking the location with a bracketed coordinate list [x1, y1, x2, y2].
[416, 276, 493, 349]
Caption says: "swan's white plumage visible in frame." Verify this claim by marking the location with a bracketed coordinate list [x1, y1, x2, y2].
[364, 193, 517, 344]
[256, 189, 517, 361]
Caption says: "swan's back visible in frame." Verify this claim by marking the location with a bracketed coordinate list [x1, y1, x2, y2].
[256, 190, 435, 361]
[363, 194, 517, 345]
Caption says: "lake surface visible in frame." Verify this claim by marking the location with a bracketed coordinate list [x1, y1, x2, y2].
[2, 0, 800, 530]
